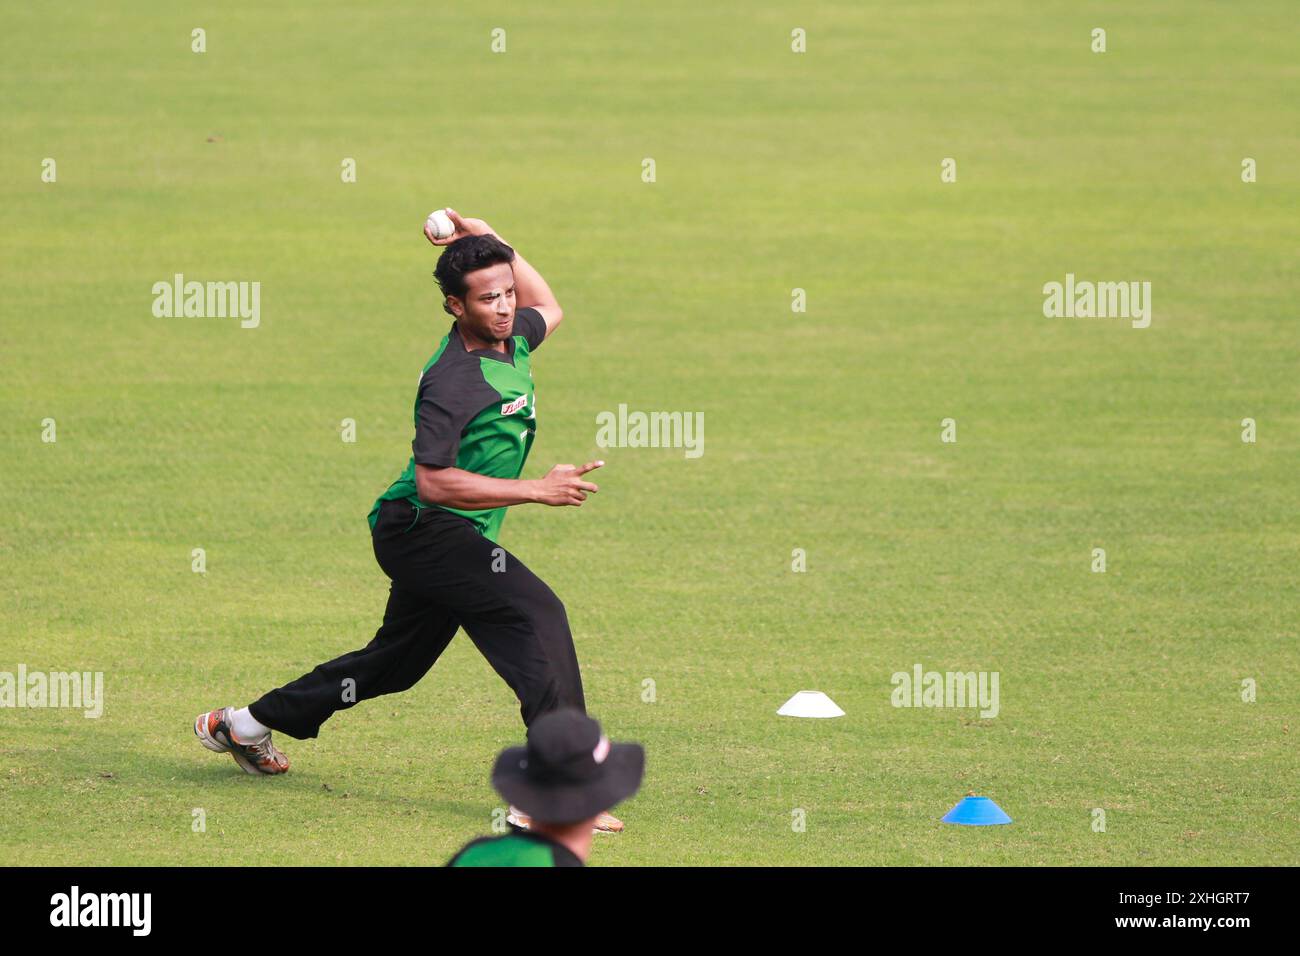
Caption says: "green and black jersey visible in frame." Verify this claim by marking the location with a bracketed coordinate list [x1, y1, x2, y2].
[447, 831, 584, 867]
[368, 308, 547, 542]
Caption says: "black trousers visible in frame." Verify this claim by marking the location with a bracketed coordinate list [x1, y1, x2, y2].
[248, 498, 586, 740]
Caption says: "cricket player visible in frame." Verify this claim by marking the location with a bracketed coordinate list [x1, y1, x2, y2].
[448, 710, 645, 867]
[194, 209, 623, 832]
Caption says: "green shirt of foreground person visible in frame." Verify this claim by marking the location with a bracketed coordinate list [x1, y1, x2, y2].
[449, 710, 645, 867]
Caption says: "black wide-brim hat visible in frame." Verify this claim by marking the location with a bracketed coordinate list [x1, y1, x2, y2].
[491, 710, 645, 826]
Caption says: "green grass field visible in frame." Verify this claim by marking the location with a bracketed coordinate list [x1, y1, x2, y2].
[2, 1, 1297, 866]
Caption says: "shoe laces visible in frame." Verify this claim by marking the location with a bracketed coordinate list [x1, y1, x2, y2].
[244, 733, 279, 761]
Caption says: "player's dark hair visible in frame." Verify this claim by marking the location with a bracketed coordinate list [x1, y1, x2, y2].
[434, 234, 516, 317]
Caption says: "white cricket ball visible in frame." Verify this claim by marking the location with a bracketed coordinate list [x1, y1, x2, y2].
[425, 208, 455, 240]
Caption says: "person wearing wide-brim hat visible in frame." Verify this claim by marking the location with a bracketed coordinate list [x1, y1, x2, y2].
[448, 709, 645, 867]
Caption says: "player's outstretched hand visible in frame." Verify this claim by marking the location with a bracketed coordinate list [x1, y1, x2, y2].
[425, 208, 494, 246]
[533, 461, 603, 506]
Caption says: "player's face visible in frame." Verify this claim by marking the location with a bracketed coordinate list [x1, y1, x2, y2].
[451, 263, 516, 344]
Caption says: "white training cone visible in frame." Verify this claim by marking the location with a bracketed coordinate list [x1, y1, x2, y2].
[777, 690, 845, 718]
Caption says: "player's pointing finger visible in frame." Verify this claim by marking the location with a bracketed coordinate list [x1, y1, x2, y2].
[576, 460, 605, 475]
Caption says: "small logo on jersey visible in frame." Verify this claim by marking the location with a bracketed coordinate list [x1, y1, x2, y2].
[501, 395, 528, 415]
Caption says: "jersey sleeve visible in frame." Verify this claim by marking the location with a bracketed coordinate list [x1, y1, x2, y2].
[412, 369, 476, 467]
[512, 307, 548, 350]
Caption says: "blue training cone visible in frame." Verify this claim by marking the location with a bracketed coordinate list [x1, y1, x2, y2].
[941, 795, 1012, 826]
